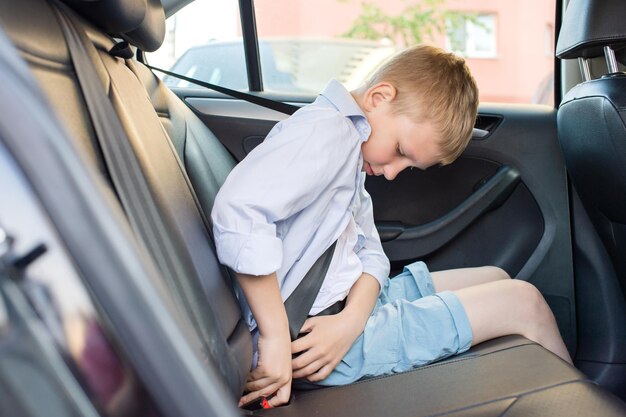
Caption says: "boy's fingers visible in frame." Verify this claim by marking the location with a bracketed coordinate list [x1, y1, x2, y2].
[239, 382, 281, 406]
[247, 367, 262, 381]
[299, 317, 316, 333]
[306, 363, 334, 382]
[268, 384, 291, 407]
[292, 348, 322, 370]
[292, 359, 325, 379]
[291, 333, 314, 354]
[247, 366, 276, 383]
[244, 377, 274, 393]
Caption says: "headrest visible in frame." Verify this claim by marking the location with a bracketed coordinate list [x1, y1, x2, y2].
[122, 0, 166, 52]
[61, 0, 147, 34]
[556, 0, 626, 59]
[61, 0, 165, 52]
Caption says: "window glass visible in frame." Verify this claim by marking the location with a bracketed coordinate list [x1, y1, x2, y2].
[254, 0, 556, 105]
[146, 0, 245, 90]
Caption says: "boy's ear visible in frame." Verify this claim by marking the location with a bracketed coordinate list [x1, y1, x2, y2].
[364, 82, 397, 111]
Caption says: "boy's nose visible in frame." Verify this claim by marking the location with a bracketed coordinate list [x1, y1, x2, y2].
[383, 165, 400, 180]
[383, 160, 411, 180]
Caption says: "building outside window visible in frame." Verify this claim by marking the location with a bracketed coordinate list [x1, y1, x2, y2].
[148, 0, 556, 105]
[447, 14, 497, 59]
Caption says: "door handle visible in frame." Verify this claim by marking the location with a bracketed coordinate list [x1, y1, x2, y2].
[377, 165, 521, 259]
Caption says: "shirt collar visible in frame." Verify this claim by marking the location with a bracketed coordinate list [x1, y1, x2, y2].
[320, 80, 366, 120]
[320, 80, 370, 142]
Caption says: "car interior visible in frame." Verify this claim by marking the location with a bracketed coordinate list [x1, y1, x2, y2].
[0, 0, 626, 416]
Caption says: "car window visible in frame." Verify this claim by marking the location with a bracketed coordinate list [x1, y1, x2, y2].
[147, 0, 245, 90]
[150, 0, 556, 106]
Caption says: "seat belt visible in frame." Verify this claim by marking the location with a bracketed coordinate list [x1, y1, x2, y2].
[50, 3, 248, 393]
[136, 50, 299, 116]
[284, 241, 336, 340]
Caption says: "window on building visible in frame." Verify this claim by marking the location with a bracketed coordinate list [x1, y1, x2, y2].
[447, 14, 497, 59]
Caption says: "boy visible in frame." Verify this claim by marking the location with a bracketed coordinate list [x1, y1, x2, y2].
[211, 45, 572, 408]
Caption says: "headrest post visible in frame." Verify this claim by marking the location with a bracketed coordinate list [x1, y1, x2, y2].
[604, 46, 620, 74]
[578, 57, 592, 81]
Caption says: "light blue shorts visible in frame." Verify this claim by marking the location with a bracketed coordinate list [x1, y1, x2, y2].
[315, 261, 473, 386]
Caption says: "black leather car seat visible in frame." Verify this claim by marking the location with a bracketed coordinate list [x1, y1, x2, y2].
[556, 0, 626, 391]
[557, 0, 626, 300]
[1, 0, 626, 415]
[557, 0, 626, 302]
[128, 59, 237, 216]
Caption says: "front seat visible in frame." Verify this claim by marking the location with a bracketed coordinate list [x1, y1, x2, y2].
[556, 0, 626, 301]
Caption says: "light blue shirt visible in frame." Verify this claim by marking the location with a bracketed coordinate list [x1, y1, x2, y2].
[211, 80, 390, 329]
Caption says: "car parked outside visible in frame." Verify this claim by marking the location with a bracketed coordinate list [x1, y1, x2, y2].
[163, 38, 397, 93]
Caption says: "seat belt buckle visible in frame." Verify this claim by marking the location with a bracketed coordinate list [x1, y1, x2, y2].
[240, 395, 274, 411]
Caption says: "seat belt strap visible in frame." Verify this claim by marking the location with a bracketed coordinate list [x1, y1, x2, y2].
[136, 50, 299, 116]
[284, 241, 337, 340]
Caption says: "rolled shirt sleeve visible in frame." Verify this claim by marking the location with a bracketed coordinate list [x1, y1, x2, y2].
[211, 111, 356, 276]
[353, 175, 391, 290]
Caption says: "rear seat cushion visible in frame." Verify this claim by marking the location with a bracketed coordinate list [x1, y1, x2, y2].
[263, 337, 622, 417]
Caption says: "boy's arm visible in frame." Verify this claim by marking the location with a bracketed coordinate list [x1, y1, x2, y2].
[211, 116, 355, 279]
[353, 176, 390, 290]
[236, 272, 292, 408]
[291, 272, 380, 381]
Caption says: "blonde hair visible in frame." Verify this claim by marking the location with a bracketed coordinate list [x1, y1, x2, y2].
[365, 45, 479, 165]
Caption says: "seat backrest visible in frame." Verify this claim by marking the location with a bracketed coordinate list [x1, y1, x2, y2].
[556, 0, 626, 299]
[0, 0, 250, 397]
[128, 60, 236, 217]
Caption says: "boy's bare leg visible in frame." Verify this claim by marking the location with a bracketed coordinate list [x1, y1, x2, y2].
[431, 266, 510, 292]
[454, 279, 573, 364]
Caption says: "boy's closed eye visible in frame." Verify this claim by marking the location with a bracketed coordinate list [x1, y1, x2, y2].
[397, 144, 416, 170]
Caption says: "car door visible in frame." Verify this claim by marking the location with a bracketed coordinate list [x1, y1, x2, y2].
[148, 0, 576, 354]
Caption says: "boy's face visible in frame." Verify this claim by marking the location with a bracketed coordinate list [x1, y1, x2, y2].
[360, 86, 443, 180]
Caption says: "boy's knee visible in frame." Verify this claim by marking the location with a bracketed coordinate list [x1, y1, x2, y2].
[483, 266, 510, 281]
[511, 280, 552, 325]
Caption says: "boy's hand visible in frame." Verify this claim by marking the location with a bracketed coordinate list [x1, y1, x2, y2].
[240, 331, 292, 408]
[291, 310, 365, 382]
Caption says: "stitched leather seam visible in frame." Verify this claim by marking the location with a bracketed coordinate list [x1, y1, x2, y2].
[424, 379, 596, 417]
